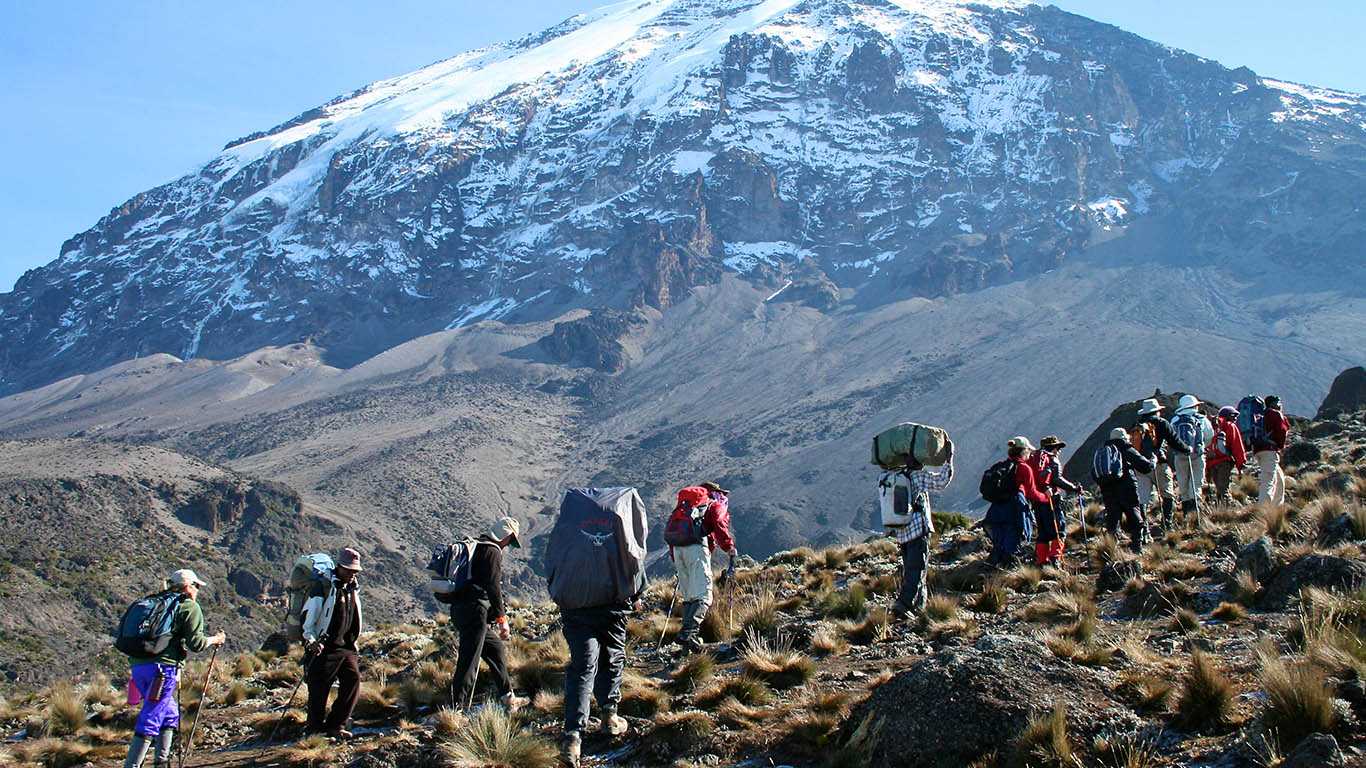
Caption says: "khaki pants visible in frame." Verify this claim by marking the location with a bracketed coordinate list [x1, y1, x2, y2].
[672, 544, 713, 643]
[1172, 454, 1205, 504]
[1210, 462, 1235, 502]
[1136, 463, 1175, 508]
[1256, 451, 1286, 506]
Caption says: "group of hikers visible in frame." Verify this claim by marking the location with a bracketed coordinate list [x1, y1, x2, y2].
[115, 393, 1291, 768]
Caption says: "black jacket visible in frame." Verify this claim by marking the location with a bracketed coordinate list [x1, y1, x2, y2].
[458, 537, 506, 620]
[1098, 438, 1155, 507]
[1138, 415, 1192, 464]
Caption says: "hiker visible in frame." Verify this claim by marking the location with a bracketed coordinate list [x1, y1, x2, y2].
[122, 569, 227, 768]
[450, 517, 529, 710]
[1257, 395, 1290, 505]
[1132, 398, 1192, 530]
[1091, 427, 1156, 553]
[890, 441, 954, 618]
[1169, 395, 1215, 523]
[302, 547, 364, 739]
[1206, 406, 1248, 506]
[666, 483, 737, 653]
[983, 437, 1048, 567]
[545, 488, 649, 768]
[1030, 436, 1079, 566]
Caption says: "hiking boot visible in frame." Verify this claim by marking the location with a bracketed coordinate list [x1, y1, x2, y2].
[502, 692, 529, 712]
[326, 728, 354, 740]
[600, 708, 628, 737]
[679, 636, 705, 654]
[559, 731, 582, 768]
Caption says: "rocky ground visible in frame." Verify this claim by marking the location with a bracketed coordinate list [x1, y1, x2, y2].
[2, 405, 1364, 767]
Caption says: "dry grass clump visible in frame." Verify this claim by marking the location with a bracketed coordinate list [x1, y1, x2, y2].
[260, 660, 304, 687]
[1230, 570, 1261, 607]
[1020, 592, 1095, 625]
[825, 713, 884, 768]
[1093, 733, 1160, 768]
[693, 675, 773, 709]
[247, 708, 306, 740]
[437, 706, 558, 768]
[1045, 634, 1115, 667]
[1258, 504, 1293, 539]
[768, 547, 817, 566]
[736, 589, 780, 639]
[42, 681, 86, 737]
[645, 710, 714, 754]
[281, 734, 333, 767]
[627, 614, 680, 647]
[924, 594, 960, 623]
[971, 579, 1008, 614]
[1174, 651, 1235, 731]
[810, 623, 849, 656]
[1089, 534, 1122, 568]
[1156, 555, 1209, 582]
[668, 652, 717, 693]
[862, 571, 900, 596]
[1006, 565, 1044, 593]
[432, 707, 464, 737]
[1123, 672, 1174, 712]
[353, 680, 401, 719]
[1259, 652, 1337, 749]
[1171, 608, 1201, 634]
[510, 636, 567, 696]
[715, 698, 779, 729]
[819, 582, 869, 620]
[220, 681, 264, 706]
[740, 634, 816, 690]
[233, 652, 264, 678]
[843, 607, 892, 645]
[1296, 587, 1366, 678]
[1211, 602, 1248, 621]
[617, 677, 671, 718]
[4, 738, 116, 768]
[1016, 704, 1072, 766]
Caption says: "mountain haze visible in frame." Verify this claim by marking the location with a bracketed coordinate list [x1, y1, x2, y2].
[1, 0, 1364, 593]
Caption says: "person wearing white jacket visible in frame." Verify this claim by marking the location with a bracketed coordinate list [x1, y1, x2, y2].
[302, 548, 365, 739]
[1169, 395, 1215, 525]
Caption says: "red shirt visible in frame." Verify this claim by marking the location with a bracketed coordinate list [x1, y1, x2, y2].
[704, 493, 736, 554]
[1015, 458, 1050, 505]
[1265, 408, 1289, 452]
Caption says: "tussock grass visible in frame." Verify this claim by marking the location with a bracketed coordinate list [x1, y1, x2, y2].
[740, 633, 816, 690]
[247, 708, 306, 740]
[971, 579, 1008, 614]
[510, 637, 566, 696]
[825, 714, 883, 768]
[1020, 592, 1095, 625]
[1258, 504, 1292, 539]
[1006, 565, 1044, 593]
[234, 652, 263, 679]
[819, 582, 868, 620]
[1171, 608, 1201, 634]
[843, 607, 892, 645]
[1156, 556, 1208, 582]
[693, 676, 773, 709]
[619, 678, 671, 718]
[220, 681, 262, 706]
[437, 706, 558, 768]
[1230, 570, 1261, 607]
[668, 653, 716, 693]
[1211, 602, 1248, 621]
[5, 738, 115, 768]
[79, 674, 121, 709]
[353, 680, 401, 719]
[1094, 733, 1160, 768]
[42, 681, 86, 737]
[260, 660, 304, 687]
[1090, 534, 1122, 568]
[769, 547, 817, 566]
[715, 698, 777, 729]
[1016, 704, 1072, 766]
[1046, 635, 1115, 667]
[530, 691, 564, 718]
[1297, 587, 1366, 678]
[861, 571, 900, 596]
[737, 589, 780, 639]
[281, 734, 333, 767]
[1120, 672, 1173, 711]
[774, 711, 843, 755]
[646, 710, 713, 754]
[1259, 652, 1336, 749]
[627, 614, 680, 646]
[1174, 651, 1235, 731]
[810, 623, 849, 656]
[432, 707, 464, 737]
[924, 594, 960, 623]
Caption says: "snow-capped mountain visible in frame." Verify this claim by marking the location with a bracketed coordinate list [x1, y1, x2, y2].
[3, 0, 1365, 392]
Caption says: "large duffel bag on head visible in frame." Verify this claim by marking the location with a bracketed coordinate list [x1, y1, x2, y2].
[871, 422, 950, 469]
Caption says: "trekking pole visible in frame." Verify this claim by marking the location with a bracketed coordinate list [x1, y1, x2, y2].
[657, 584, 679, 651]
[266, 641, 322, 744]
[178, 645, 220, 768]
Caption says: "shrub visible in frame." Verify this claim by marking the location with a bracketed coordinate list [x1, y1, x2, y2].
[1174, 651, 1235, 731]
[933, 511, 972, 531]
[438, 706, 558, 768]
[1016, 704, 1072, 766]
[1260, 654, 1337, 749]
[971, 580, 1008, 614]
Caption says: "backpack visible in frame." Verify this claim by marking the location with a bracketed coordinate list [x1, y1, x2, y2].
[1237, 395, 1269, 451]
[545, 487, 649, 611]
[1091, 443, 1126, 484]
[979, 459, 1018, 504]
[879, 471, 928, 529]
[114, 591, 184, 657]
[1170, 412, 1205, 453]
[1129, 422, 1157, 457]
[1211, 424, 1228, 458]
[664, 487, 711, 547]
[427, 539, 489, 605]
[284, 553, 334, 642]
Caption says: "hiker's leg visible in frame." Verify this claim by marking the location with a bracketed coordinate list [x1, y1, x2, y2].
[152, 727, 176, 767]
[1136, 472, 1155, 512]
[1272, 456, 1286, 505]
[480, 622, 514, 696]
[451, 601, 489, 706]
[123, 734, 151, 768]
[129, 664, 159, 738]
[135, 666, 179, 740]
[562, 611, 599, 734]
[305, 649, 340, 733]
[592, 609, 628, 712]
[1256, 451, 1277, 504]
[1212, 463, 1232, 504]
[324, 651, 360, 733]
[905, 536, 929, 613]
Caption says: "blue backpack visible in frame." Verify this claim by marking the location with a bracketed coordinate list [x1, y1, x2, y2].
[1237, 396, 1268, 451]
[1091, 443, 1126, 484]
[1170, 412, 1206, 453]
[115, 591, 183, 657]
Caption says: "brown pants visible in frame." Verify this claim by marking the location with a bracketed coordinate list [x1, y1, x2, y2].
[306, 647, 360, 734]
[1210, 462, 1234, 502]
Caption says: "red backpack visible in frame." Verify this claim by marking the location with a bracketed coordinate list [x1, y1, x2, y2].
[664, 486, 711, 547]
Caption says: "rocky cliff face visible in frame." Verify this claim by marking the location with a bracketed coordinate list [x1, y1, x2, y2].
[2, 0, 1364, 393]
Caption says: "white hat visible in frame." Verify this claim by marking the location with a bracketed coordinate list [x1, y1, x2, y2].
[1109, 427, 1129, 441]
[1007, 436, 1035, 452]
[1137, 398, 1163, 416]
[490, 516, 522, 548]
[1176, 394, 1201, 412]
[169, 569, 207, 588]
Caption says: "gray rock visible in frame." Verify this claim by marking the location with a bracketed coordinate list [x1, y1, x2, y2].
[1283, 441, 1323, 468]
[846, 634, 1140, 768]
[1235, 537, 1277, 586]
[1260, 555, 1366, 610]
[1282, 733, 1344, 768]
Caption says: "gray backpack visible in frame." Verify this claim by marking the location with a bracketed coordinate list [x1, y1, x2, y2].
[544, 488, 648, 611]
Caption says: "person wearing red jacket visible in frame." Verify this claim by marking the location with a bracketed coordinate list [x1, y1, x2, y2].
[1030, 436, 1078, 566]
[667, 482, 737, 654]
[1206, 406, 1248, 506]
[1258, 395, 1290, 505]
[984, 437, 1048, 567]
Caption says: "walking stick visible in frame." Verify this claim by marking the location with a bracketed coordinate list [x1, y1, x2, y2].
[179, 645, 220, 768]
[657, 583, 679, 651]
[266, 644, 320, 744]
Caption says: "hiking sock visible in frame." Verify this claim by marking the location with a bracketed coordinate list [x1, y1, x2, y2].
[153, 727, 176, 767]
[123, 735, 151, 768]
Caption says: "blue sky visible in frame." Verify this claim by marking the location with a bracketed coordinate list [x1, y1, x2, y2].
[2, 0, 1363, 292]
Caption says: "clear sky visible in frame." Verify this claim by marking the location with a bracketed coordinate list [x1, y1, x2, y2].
[2, 0, 1362, 292]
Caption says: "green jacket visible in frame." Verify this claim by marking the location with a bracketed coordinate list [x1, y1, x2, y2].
[128, 597, 210, 667]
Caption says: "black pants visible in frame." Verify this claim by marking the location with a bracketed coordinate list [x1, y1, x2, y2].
[452, 599, 512, 707]
[894, 536, 929, 614]
[1099, 483, 1146, 552]
[305, 647, 360, 734]
[562, 605, 628, 734]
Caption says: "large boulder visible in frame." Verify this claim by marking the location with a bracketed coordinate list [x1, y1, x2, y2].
[1317, 367, 1366, 420]
[1063, 390, 1219, 486]
[1260, 555, 1366, 609]
[1282, 733, 1344, 768]
[846, 634, 1140, 768]
[1235, 537, 1277, 585]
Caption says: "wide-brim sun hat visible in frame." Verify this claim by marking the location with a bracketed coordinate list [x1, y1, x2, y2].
[1039, 435, 1066, 450]
[700, 481, 730, 495]
[490, 516, 522, 548]
[1136, 398, 1163, 416]
[1219, 406, 1238, 419]
[1177, 394, 1202, 411]
[336, 547, 363, 572]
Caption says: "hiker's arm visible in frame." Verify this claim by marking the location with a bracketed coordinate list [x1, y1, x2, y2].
[487, 547, 506, 622]
[180, 601, 211, 653]
[1125, 445, 1155, 475]
[922, 455, 954, 492]
[707, 503, 736, 555]
[300, 595, 325, 643]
